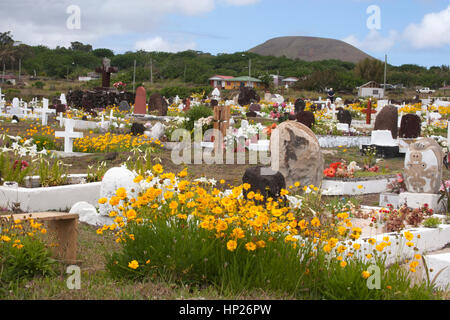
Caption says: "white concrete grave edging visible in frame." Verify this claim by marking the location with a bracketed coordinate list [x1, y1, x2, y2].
[0, 174, 100, 212]
[322, 176, 396, 195]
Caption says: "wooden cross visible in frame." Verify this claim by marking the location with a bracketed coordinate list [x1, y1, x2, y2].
[362, 99, 376, 125]
[95, 57, 118, 88]
[213, 105, 231, 152]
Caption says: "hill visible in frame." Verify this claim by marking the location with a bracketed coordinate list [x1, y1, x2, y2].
[249, 36, 374, 63]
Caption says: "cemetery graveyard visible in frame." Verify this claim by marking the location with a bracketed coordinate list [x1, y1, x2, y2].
[1, 84, 450, 300]
[1, 0, 450, 299]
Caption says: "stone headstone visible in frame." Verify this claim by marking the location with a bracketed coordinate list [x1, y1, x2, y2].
[270, 120, 324, 188]
[249, 104, 261, 112]
[242, 166, 286, 200]
[145, 122, 165, 140]
[134, 86, 147, 115]
[60, 93, 67, 105]
[238, 87, 260, 106]
[294, 98, 306, 113]
[210, 99, 218, 107]
[374, 105, 398, 139]
[99, 167, 140, 217]
[119, 100, 131, 112]
[404, 138, 443, 193]
[270, 94, 284, 104]
[296, 111, 315, 129]
[148, 92, 168, 116]
[399, 114, 421, 138]
[130, 122, 146, 136]
[337, 109, 352, 126]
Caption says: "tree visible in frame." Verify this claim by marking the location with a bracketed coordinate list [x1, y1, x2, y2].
[93, 48, 114, 58]
[354, 58, 384, 83]
[70, 41, 92, 52]
[0, 31, 16, 70]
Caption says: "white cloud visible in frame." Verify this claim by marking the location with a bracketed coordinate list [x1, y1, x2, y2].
[403, 5, 450, 49]
[0, 0, 258, 49]
[342, 29, 399, 53]
[135, 37, 197, 52]
[222, 0, 260, 6]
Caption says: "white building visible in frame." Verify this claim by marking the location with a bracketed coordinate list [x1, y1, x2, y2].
[358, 81, 385, 98]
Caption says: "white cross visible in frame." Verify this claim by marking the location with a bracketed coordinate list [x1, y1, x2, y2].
[109, 109, 115, 121]
[55, 119, 83, 153]
[56, 112, 65, 127]
[37, 98, 55, 126]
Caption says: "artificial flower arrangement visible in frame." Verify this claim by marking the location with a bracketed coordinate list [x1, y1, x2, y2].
[113, 81, 127, 91]
[323, 161, 361, 178]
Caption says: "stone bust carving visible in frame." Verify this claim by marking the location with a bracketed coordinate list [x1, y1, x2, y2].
[404, 138, 443, 193]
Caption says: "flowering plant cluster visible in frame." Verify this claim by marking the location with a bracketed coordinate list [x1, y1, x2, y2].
[386, 174, 406, 194]
[323, 161, 361, 178]
[95, 165, 429, 298]
[113, 81, 127, 91]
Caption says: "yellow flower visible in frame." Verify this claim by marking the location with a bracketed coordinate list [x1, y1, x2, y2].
[362, 271, 371, 279]
[414, 254, 422, 260]
[227, 240, 237, 251]
[311, 217, 321, 227]
[98, 197, 108, 204]
[368, 238, 376, 245]
[340, 261, 347, 268]
[357, 185, 363, 189]
[231, 228, 245, 239]
[404, 231, 413, 241]
[41, 228, 47, 234]
[245, 242, 257, 251]
[366, 254, 373, 259]
[406, 241, 414, 247]
[116, 187, 127, 199]
[256, 240, 266, 248]
[169, 201, 178, 210]
[133, 175, 143, 183]
[152, 164, 164, 174]
[353, 243, 361, 250]
[128, 260, 139, 269]
[126, 209, 137, 220]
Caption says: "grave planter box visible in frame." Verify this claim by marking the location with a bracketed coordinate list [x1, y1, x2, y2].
[0, 174, 101, 212]
[360, 144, 400, 158]
[379, 192, 400, 208]
[317, 135, 371, 148]
[398, 192, 447, 214]
[321, 175, 396, 196]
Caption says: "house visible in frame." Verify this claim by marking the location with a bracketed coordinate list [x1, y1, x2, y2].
[209, 75, 234, 89]
[0, 74, 17, 85]
[357, 81, 385, 98]
[282, 77, 299, 88]
[209, 75, 264, 90]
[78, 72, 100, 82]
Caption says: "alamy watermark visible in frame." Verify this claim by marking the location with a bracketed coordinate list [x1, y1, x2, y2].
[66, 265, 81, 290]
[169, 127, 279, 175]
[366, 5, 381, 30]
[66, 5, 81, 30]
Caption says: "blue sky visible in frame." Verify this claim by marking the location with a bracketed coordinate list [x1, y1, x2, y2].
[1, 0, 449, 67]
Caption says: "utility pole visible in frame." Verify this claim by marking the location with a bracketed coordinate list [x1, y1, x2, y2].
[132, 59, 136, 92]
[384, 54, 387, 88]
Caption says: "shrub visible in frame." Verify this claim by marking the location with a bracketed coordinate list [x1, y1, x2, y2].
[0, 152, 33, 186]
[423, 217, 442, 228]
[32, 81, 45, 89]
[182, 105, 213, 132]
[0, 218, 57, 287]
[99, 166, 439, 299]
